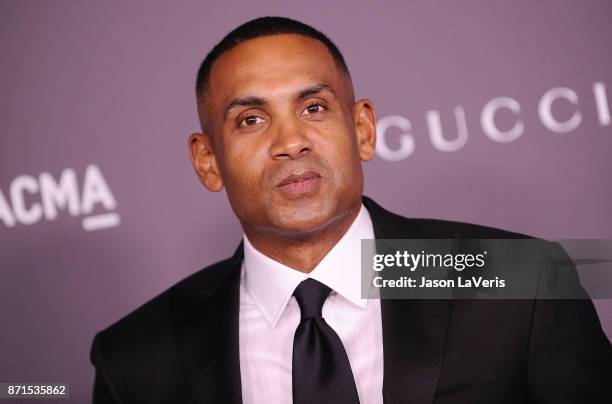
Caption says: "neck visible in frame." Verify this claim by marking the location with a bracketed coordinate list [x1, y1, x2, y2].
[245, 203, 361, 273]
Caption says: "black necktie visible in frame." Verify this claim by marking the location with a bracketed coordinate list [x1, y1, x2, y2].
[291, 278, 360, 404]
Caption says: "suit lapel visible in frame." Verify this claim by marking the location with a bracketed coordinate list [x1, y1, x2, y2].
[364, 197, 452, 404]
[169, 244, 244, 404]
[167, 197, 451, 404]
[380, 299, 451, 403]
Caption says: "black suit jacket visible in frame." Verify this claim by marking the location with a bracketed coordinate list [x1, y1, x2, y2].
[91, 196, 612, 403]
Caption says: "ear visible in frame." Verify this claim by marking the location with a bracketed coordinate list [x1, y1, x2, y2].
[188, 133, 224, 192]
[352, 99, 377, 161]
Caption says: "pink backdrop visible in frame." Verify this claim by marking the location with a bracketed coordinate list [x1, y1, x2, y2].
[1, 1, 611, 402]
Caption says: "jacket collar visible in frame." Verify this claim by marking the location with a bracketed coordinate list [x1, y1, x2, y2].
[170, 196, 451, 404]
[169, 243, 244, 404]
[365, 196, 452, 404]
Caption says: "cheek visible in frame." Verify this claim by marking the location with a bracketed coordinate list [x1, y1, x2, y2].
[320, 126, 361, 175]
[218, 142, 267, 222]
[336, 139, 363, 193]
[220, 139, 266, 192]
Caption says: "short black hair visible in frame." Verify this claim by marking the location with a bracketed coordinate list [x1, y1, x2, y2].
[195, 16, 350, 104]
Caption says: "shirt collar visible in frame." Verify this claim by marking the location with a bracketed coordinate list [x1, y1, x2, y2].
[242, 204, 375, 328]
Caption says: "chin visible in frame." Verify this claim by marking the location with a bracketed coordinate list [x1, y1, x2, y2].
[269, 202, 337, 235]
[269, 197, 359, 237]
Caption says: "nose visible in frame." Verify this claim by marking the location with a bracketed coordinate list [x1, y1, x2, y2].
[269, 117, 313, 160]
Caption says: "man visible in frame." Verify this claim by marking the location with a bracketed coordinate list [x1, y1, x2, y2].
[90, 16, 612, 403]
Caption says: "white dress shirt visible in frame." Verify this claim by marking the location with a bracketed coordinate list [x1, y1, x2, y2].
[239, 204, 384, 404]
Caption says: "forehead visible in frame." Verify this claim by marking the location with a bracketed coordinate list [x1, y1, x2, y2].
[208, 34, 345, 105]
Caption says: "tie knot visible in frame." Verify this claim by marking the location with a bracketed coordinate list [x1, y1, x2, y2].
[293, 278, 332, 319]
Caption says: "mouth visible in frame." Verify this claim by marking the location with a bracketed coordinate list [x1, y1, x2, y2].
[276, 170, 322, 194]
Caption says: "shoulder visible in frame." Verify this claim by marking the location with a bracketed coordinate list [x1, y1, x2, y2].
[90, 250, 241, 364]
[363, 195, 533, 239]
[408, 217, 533, 239]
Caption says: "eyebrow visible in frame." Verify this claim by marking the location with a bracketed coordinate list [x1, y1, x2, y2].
[223, 83, 337, 120]
[223, 96, 267, 120]
[296, 83, 336, 100]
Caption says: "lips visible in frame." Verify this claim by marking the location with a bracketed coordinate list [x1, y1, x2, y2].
[277, 171, 321, 187]
[276, 170, 322, 194]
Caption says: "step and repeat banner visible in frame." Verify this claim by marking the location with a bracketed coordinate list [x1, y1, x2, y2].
[1, 1, 611, 402]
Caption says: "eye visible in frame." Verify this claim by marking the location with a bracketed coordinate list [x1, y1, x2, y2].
[302, 102, 326, 115]
[238, 115, 265, 127]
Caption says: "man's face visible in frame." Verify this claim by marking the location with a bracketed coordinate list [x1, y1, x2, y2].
[191, 34, 376, 238]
